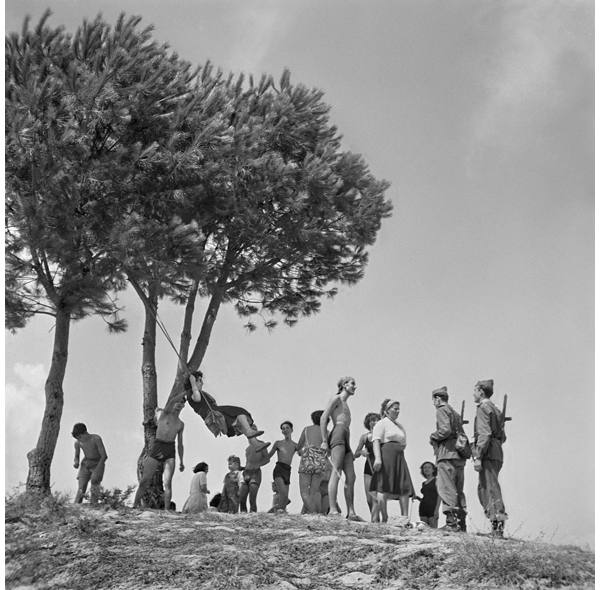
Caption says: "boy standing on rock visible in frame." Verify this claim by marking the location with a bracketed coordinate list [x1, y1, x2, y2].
[72, 423, 108, 504]
[268, 421, 298, 512]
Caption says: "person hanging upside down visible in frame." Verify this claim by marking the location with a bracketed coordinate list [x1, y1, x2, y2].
[184, 371, 270, 452]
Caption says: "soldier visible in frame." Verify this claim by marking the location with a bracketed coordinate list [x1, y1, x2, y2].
[429, 387, 467, 532]
[473, 379, 508, 537]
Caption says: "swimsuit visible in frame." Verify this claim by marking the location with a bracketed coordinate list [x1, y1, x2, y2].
[242, 467, 262, 486]
[328, 424, 351, 454]
[273, 461, 292, 486]
[149, 439, 176, 462]
[77, 458, 104, 482]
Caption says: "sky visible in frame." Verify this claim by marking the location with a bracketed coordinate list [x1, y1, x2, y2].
[4, 0, 594, 548]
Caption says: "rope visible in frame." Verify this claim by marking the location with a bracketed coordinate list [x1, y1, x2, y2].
[131, 279, 217, 413]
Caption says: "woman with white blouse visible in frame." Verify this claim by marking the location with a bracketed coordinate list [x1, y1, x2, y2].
[370, 399, 415, 523]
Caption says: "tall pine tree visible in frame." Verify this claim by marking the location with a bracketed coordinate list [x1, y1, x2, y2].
[5, 12, 199, 494]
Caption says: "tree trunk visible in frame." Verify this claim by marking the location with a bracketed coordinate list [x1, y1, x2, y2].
[134, 280, 165, 508]
[167, 286, 224, 402]
[26, 308, 70, 495]
[167, 278, 199, 399]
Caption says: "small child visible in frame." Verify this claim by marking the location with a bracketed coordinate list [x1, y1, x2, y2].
[415, 461, 440, 528]
[218, 455, 243, 513]
[182, 462, 210, 513]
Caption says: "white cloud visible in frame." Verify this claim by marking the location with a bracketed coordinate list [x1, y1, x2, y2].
[469, 1, 592, 152]
[6, 362, 46, 434]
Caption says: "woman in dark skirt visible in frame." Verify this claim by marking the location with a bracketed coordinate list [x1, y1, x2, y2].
[370, 398, 415, 523]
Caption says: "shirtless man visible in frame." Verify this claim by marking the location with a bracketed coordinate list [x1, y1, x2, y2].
[240, 443, 270, 512]
[133, 397, 185, 510]
[268, 421, 298, 512]
[72, 423, 107, 504]
[320, 377, 360, 520]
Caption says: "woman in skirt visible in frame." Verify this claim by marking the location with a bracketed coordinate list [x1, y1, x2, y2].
[370, 399, 415, 523]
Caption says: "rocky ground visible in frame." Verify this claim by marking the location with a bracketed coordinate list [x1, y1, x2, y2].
[5, 495, 595, 590]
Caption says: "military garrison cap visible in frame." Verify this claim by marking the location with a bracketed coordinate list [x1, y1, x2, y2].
[475, 379, 494, 396]
[432, 386, 449, 399]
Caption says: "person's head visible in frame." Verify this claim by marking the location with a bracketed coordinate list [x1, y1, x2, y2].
[310, 410, 324, 425]
[209, 493, 221, 508]
[432, 386, 449, 408]
[363, 412, 380, 431]
[380, 399, 400, 420]
[337, 376, 357, 395]
[420, 461, 437, 478]
[280, 421, 293, 436]
[227, 455, 241, 471]
[184, 370, 204, 393]
[71, 423, 87, 439]
[474, 379, 494, 403]
[194, 462, 208, 473]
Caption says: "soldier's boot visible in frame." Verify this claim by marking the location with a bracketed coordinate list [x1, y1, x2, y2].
[440, 510, 460, 532]
[457, 509, 467, 532]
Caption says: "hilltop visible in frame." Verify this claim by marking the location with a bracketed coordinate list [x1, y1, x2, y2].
[5, 494, 594, 590]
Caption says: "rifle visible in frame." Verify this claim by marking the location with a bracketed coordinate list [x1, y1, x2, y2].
[460, 400, 469, 425]
[501, 394, 512, 425]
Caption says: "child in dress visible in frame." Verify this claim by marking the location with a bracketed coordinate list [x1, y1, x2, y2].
[182, 462, 209, 513]
[218, 455, 243, 513]
[415, 461, 440, 527]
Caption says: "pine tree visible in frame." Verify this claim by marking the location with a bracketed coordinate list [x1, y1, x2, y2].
[5, 12, 199, 494]
[165, 70, 393, 401]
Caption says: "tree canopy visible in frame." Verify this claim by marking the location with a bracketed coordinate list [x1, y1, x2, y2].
[5, 11, 392, 497]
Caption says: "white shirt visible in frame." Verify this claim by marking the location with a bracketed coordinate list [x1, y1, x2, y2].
[372, 416, 407, 446]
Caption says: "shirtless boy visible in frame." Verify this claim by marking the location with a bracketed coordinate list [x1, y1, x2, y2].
[133, 397, 185, 510]
[240, 443, 270, 512]
[268, 421, 298, 512]
[72, 423, 108, 504]
[320, 377, 361, 520]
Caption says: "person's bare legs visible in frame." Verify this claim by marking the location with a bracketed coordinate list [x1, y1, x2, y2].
[133, 456, 160, 508]
[162, 458, 176, 510]
[320, 477, 329, 514]
[377, 492, 388, 522]
[327, 445, 345, 514]
[273, 476, 287, 510]
[309, 473, 322, 512]
[239, 482, 249, 512]
[75, 475, 90, 504]
[364, 474, 374, 512]
[248, 482, 259, 512]
[399, 494, 409, 516]
[342, 451, 359, 518]
[299, 473, 312, 512]
[89, 480, 101, 505]
[235, 415, 270, 451]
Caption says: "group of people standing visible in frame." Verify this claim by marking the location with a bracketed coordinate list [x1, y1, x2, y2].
[72, 372, 508, 537]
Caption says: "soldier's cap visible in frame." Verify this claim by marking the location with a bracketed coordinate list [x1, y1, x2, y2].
[475, 379, 494, 395]
[431, 386, 448, 399]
